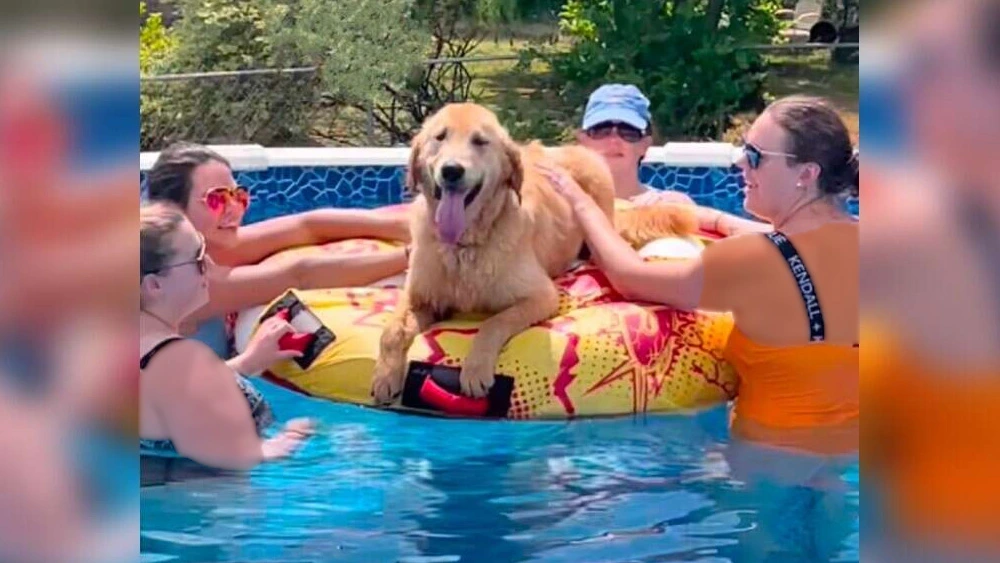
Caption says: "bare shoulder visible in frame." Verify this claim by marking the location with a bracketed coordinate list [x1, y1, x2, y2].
[800, 221, 859, 243]
[716, 224, 858, 268]
[705, 232, 774, 260]
[697, 232, 783, 287]
[141, 338, 226, 391]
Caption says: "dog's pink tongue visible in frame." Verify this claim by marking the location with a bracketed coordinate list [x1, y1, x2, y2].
[435, 192, 466, 245]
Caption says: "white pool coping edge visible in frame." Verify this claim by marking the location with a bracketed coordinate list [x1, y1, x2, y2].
[140, 142, 740, 172]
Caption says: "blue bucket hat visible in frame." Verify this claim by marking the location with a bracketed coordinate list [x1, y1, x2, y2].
[582, 84, 651, 132]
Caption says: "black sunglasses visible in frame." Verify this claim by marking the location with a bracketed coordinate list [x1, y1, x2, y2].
[585, 122, 647, 143]
[144, 235, 208, 276]
[742, 141, 797, 170]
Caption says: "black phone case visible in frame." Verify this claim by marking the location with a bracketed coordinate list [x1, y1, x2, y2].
[259, 291, 336, 370]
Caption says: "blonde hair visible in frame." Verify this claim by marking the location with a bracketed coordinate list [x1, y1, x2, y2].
[140, 202, 187, 280]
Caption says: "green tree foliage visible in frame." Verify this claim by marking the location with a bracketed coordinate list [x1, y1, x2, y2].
[518, 0, 786, 141]
[141, 2, 179, 149]
[141, 0, 788, 148]
[166, 0, 283, 70]
[140, 2, 174, 74]
[264, 0, 428, 103]
[413, 0, 563, 23]
[140, 0, 428, 149]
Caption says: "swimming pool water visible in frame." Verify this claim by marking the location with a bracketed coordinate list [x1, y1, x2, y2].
[140, 382, 859, 563]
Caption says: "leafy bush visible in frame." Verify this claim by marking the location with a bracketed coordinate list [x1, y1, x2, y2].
[141, 0, 316, 149]
[140, 0, 427, 149]
[469, 0, 565, 21]
[266, 0, 427, 103]
[140, 2, 174, 74]
[518, 0, 786, 141]
[141, 2, 179, 149]
[350, 0, 494, 145]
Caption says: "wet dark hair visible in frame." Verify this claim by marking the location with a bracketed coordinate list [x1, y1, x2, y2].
[145, 142, 231, 208]
[767, 96, 860, 198]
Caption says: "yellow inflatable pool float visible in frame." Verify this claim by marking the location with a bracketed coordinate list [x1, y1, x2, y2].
[234, 220, 737, 419]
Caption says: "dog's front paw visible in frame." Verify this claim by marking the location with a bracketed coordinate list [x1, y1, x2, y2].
[459, 356, 496, 399]
[371, 361, 405, 405]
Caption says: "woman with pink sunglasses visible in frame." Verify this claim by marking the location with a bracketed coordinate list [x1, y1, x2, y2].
[144, 142, 411, 357]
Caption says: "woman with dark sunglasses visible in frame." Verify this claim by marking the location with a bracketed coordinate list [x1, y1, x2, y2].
[140, 202, 314, 479]
[541, 95, 859, 455]
[576, 84, 770, 236]
[576, 84, 696, 205]
[144, 141, 411, 358]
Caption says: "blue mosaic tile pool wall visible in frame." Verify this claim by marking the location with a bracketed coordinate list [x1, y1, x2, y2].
[140, 163, 858, 223]
[236, 165, 409, 224]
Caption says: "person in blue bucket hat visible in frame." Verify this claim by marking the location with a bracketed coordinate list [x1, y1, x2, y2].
[577, 83, 770, 235]
[576, 84, 694, 205]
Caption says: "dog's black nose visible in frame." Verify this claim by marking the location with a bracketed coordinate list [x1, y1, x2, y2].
[441, 162, 465, 184]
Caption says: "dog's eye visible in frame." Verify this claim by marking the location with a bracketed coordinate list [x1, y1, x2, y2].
[471, 135, 489, 147]
[434, 130, 447, 142]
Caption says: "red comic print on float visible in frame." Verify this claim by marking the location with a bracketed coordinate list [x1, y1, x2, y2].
[344, 288, 401, 329]
[538, 315, 583, 417]
[421, 327, 479, 368]
[580, 304, 669, 412]
[554, 264, 620, 312]
[582, 304, 734, 411]
[321, 239, 393, 256]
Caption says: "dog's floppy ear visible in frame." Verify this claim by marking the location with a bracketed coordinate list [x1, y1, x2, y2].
[502, 136, 524, 205]
[405, 132, 424, 197]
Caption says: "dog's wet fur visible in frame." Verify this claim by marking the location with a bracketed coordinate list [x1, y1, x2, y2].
[371, 103, 697, 403]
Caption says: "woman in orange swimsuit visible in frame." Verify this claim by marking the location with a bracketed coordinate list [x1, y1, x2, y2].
[542, 96, 859, 559]
[863, 0, 1000, 558]
[543, 95, 859, 449]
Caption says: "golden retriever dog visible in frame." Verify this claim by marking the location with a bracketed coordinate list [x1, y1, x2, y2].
[370, 102, 696, 404]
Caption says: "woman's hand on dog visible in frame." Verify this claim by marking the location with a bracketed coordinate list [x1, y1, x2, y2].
[536, 163, 590, 210]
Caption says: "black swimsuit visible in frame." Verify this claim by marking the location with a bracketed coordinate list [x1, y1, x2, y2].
[139, 337, 274, 457]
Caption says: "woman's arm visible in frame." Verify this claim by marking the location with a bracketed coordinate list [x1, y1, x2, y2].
[145, 341, 269, 470]
[229, 208, 411, 265]
[294, 247, 409, 289]
[541, 164, 752, 312]
[697, 206, 772, 237]
[570, 192, 707, 310]
[183, 248, 409, 326]
[225, 315, 303, 376]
